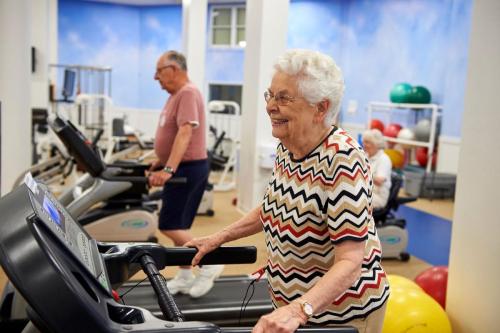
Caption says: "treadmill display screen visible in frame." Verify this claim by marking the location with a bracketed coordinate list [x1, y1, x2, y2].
[42, 196, 64, 230]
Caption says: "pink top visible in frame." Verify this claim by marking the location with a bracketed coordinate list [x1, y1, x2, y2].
[154, 82, 207, 164]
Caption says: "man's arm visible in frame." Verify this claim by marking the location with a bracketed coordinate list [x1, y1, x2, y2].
[148, 122, 193, 187]
[165, 122, 194, 171]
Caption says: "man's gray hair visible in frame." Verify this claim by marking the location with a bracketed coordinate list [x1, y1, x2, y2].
[164, 50, 187, 71]
[362, 129, 386, 149]
[273, 49, 345, 126]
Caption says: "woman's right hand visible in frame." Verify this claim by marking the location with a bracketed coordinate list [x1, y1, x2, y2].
[184, 233, 225, 266]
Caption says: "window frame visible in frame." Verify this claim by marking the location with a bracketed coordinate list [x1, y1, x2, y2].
[207, 82, 243, 114]
[209, 5, 246, 49]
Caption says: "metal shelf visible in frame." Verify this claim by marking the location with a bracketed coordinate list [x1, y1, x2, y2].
[383, 136, 431, 148]
[368, 101, 442, 110]
[367, 101, 442, 172]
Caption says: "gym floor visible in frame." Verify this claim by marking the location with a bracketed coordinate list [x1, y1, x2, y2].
[0, 180, 454, 298]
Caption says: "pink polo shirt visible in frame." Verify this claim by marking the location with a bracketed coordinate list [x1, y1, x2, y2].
[154, 82, 207, 164]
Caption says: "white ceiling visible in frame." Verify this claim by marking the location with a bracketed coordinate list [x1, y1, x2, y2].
[82, 0, 245, 6]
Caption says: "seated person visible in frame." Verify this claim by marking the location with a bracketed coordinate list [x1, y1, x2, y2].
[362, 129, 392, 209]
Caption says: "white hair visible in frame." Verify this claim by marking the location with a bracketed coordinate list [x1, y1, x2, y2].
[362, 129, 385, 149]
[273, 49, 345, 126]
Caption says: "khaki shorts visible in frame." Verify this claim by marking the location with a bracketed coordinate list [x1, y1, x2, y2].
[348, 302, 387, 333]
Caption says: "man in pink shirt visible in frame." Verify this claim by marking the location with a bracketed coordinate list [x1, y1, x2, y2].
[148, 51, 223, 298]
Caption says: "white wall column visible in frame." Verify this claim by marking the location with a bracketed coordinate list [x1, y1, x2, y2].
[446, 1, 500, 332]
[49, 0, 58, 68]
[31, 0, 58, 110]
[0, 0, 32, 195]
[237, 0, 289, 212]
[182, 0, 207, 96]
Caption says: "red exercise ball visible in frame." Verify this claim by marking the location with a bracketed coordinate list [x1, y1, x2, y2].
[415, 266, 449, 309]
[416, 147, 437, 168]
[383, 123, 402, 138]
[370, 119, 385, 133]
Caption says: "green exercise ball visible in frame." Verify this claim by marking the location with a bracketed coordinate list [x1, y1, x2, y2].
[390, 83, 413, 103]
[409, 86, 432, 104]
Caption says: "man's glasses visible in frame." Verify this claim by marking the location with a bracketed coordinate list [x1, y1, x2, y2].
[264, 90, 296, 106]
[155, 65, 176, 75]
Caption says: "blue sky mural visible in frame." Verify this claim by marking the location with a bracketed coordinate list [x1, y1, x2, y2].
[58, 0, 181, 109]
[138, 6, 182, 108]
[286, 0, 472, 137]
[58, 0, 472, 137]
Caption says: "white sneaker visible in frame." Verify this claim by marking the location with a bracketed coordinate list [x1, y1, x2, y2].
[167, 270, 195, 295]
[189, 265, 225, 298]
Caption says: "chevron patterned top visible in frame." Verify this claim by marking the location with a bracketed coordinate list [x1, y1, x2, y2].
[260, 126, 389, 324]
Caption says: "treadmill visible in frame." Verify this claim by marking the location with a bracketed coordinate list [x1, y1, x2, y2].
[0, 115, 273, 325]
[0, 176, 357, 333]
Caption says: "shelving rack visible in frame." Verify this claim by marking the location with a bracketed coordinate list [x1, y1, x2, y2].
[367, 102, 442, 172]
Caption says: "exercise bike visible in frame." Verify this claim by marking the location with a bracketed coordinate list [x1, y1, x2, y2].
[0, 176, 358, 333]
[374, 172, 416, 261]
[51, 115, 185, 242]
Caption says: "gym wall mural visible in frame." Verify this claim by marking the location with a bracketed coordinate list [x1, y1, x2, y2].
[58, 0, 472, 138]
[58, 0, 181, 110]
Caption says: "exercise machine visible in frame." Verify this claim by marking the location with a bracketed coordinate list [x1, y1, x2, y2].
[51, 115, 184, 242]
[207, 101, 240, 192]
[0, 176, 357, 333]
[374, 172, 417, 261]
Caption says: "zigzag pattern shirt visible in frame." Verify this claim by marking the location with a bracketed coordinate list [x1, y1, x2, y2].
[260, 126, 389, 324]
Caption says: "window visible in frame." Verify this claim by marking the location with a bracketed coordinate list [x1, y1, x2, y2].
[208, 84, 242, 114]
[210, 6, 246, 47]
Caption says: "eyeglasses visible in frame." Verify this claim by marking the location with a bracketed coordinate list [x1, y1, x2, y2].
[155, 64, 176, 75]
[264, 90, 296, 106]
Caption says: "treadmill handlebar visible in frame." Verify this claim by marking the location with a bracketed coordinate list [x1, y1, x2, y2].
[162, 247, 257, 266]
[100, 173, 187, 186]
[106, 162, 151, 170]
[102, 244, 257, 286]
[139, 253, 184, 323]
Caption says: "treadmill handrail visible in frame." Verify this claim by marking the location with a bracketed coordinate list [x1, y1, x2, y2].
[101, 244, 257, 286]
[66, 178, 131, 218]
[101, 167, 187, 185]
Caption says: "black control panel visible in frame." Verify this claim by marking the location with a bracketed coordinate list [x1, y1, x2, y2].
[25, 174, 111, 293]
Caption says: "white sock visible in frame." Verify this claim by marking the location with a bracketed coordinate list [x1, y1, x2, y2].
[178, 268, 193, 279]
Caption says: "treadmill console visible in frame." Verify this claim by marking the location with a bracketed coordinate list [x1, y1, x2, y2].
[24, 173, 111, 293]
[50, 115, 105, 177]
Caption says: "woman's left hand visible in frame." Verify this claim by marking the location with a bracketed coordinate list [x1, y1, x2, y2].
[252, 302, 308, 333]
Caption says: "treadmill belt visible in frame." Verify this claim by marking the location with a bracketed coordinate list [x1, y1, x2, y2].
[118, 276, 273, 325]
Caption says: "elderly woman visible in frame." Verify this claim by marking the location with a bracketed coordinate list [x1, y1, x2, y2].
[362, 129, 393, 210]
[186, 49, 389, 333]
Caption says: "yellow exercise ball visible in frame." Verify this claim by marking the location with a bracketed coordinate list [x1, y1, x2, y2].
[387, 274, 423, 292]
[384, 149, 405, 169]
[383, 288, 452, 333]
